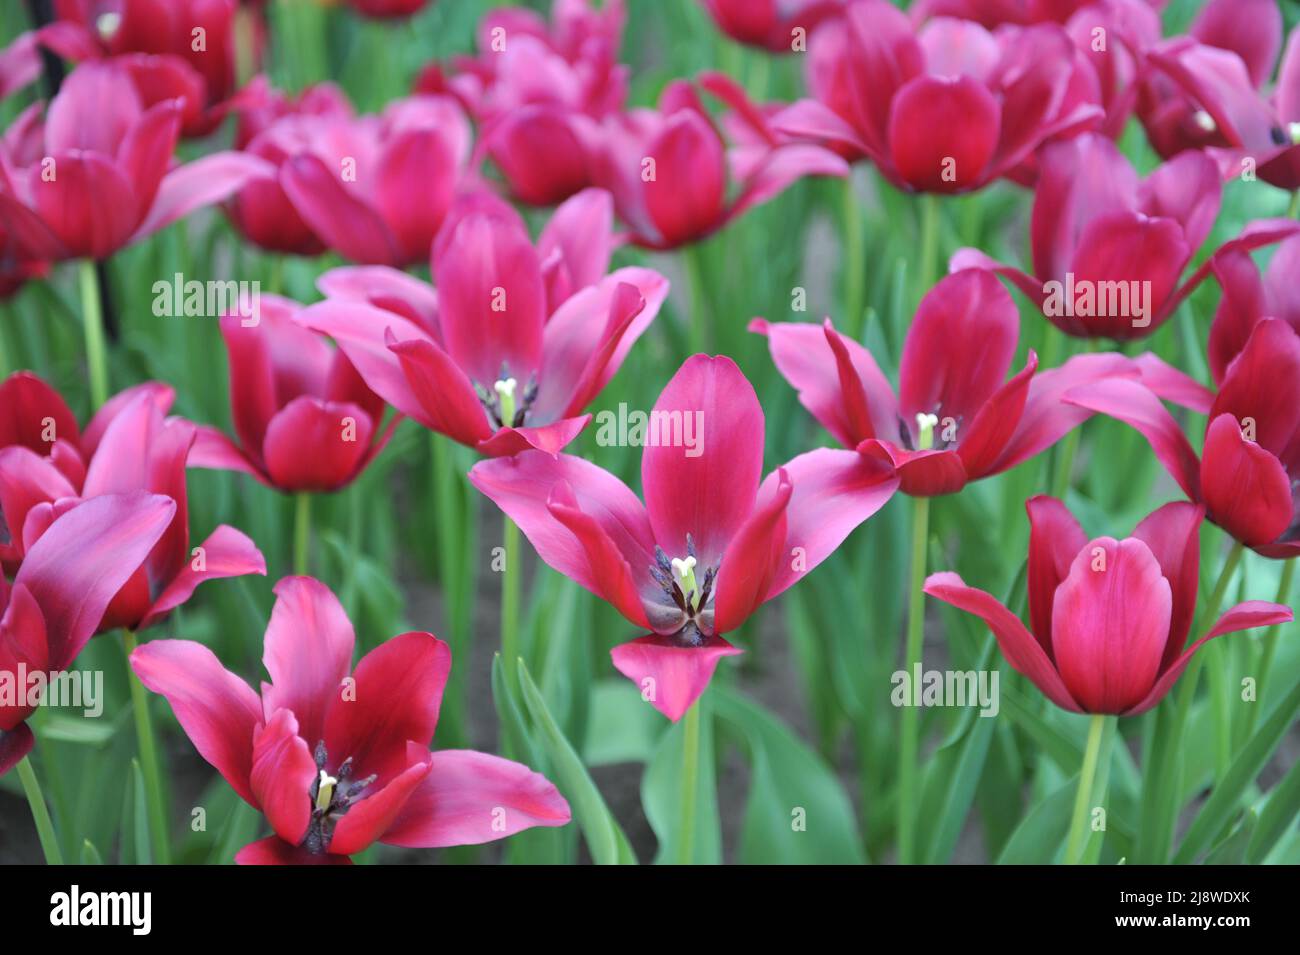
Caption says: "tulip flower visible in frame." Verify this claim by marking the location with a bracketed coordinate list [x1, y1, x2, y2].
[227, 81, 354, 255]
[188, 294, 395, 493]
[952, 133, 1300, 340]
[469, 354, 899, 721]
[1061, 0, 1161, 140]
[1064, 318, 1300, 560]
[1206, 234, 1300, 384]
[593, 76, 847, 248]
[1135, 0, 1288, 176]
[698, 0, 846, 54]
[752, 269, 1197, 497]
[0, 60, 271, 263]
[1, 492, 176, 776]
[297, 188, 668, 459]
[0, 388, 265, 631]
[773, 0, 1102, 193]
[276, 94, 472, 266]
[925, 495, 1293, 716]
[130, 576, 572, 864]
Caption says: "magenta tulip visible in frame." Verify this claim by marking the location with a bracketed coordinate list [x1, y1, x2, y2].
[470, 355, 899, 720]
[131, 576, 571, 864]
[698, 0, 846, 53]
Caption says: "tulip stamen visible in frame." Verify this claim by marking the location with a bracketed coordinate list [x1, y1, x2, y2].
[651, 539, 715, 635]
[303, 741, 380, 854]
[476, 367, 539, 429]
[1192, 110, 1216, 134]
[915, 412, 939, 451]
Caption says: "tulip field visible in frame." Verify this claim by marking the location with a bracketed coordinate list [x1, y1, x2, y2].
[2, 0, 1300, 878]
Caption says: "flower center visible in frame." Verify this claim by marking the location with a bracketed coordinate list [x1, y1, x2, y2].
[650, 535, 715, 641]
[475, 363, 537, 429]
[495, 377, 518, 426]
[303, 741, 378, 854]
[96, 12, 122, 41]
[671, 555, 700, 611]
[1290, 122, 1300, 146]
[1192, 110, 1216, 134]
[915, 412, 939, 451]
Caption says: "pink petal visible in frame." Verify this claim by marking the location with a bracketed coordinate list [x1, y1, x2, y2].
[250, 708, 316, 846]
[1138, 149, 1222, 254]
[82, 380, 174, 459]
[140, 524, 266, 631]
[262, 397, 375, 492]
[1190, 0, 1282, 88]
[1025, 495, 1088, 655]
[475, 415, 591, 459]
[1200, 413, 1295, 549]
[133, 151, 275, 243]
[610, 633, 742, 722]
[385, 335, 497, 446]
[713, 468, 792, 635]
[643, 110, 726, 246]
[280, 153, 401, 265]
[30, 151, 138, 259]
[235, 836, 351, 866]
[1131, 501, 1205, 671]
[328, 756, 432, 856]
[956, 354, 1037, 479]
[1211, 319, 1300, 467]
[0, 372, 80, 456]
[374, 126, 457, 264]
[315, 266, 440, 340]
[537, 188, 614, 305]
[186, 425, 267, 483]
[887, 74, 1000, 192]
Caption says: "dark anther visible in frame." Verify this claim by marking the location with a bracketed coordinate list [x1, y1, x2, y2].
[314, 740, 327, 770]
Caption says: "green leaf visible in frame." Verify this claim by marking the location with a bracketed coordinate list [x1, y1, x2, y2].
[1247, 747, 1300, 863]
[79, 839, 103, 865]
[583, 680, 663, 767]
[996, 774, 1077, 864]
[919, 701, 997, 864]
[714, 687, 865, 864]
[209, 799, 261, 865]
[516, 660, 637, 865]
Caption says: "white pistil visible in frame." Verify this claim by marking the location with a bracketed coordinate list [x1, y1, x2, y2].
[1193, 110, 1216, 133]
[96, 12, 122, 40]
[671, 555, 700, 611]
[494, 377, 518, 426]
[1289, 122, 1300, 145]
[315, 770, 338, 812]
[916, 412, 939, 451]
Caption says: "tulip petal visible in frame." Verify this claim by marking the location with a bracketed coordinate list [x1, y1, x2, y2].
[1192, 0, 1282, 88]
[957, 354, 1037, 480]
[385, 335, 496, 446]
[235, 836, 351, 866]
[1211, 318, 1300, 467]
[280, 153, 401, 265]
[383, 745, 572, 848]
[130, 639, 263, 805]
[713, 468, 791, 635]
[1200, 413, 1295, 549]
[1025, 495, 1088, 656]
[643, 110, 726, 246]
[140, 524, 266, 631]
[374, 127, 457, 264]
[537, 187, 614, 297]
[263, 397, 374, 492]
[328, 756, 432, 856]
[0, 372, 79, 456]
[315, 266, 440, 340]
[29, 152, 137, 260]
[610, 633, 742, 722]
[250, 708, 316, 846]
[1130, 500, 1205, 673]
[134, 151, 275, 243]
[888, 74, 999, 192]
[0, 722, 34, 777]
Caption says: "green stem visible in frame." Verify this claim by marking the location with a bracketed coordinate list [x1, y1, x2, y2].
[1289, 189, 1300, 219]
[431, 434, 469, 747]
[16, 756, 63, 865]
[1065, 713, 1107, 864]
[293, 491, 311, 576]
[897, 493, 930, 864]
[677, 699, 701, 865]
[916, 193, 940, 306]
[683, 244, 710, 355]
[501, 516, 521, 680]
[0, 308, 12, 378]
[122, 630, 170, 864]
[78, 259, 108, 409]
[1248, 557, 1296, 734]
[843, 176, 866, 339]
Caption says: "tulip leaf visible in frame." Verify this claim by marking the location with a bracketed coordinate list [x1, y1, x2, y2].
[996, 775, 1077, 864]
[583, 679, 663, 767]
[209, 798, 261, 865]
[1247, 747, 1300, 863]
[713, 686, 866, 865]
[79, 839, 103, 865]
[516, 660, 637, 865]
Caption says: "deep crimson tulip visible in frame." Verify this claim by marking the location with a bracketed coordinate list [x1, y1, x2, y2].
[188, 295, 395, 493]
[226, 81, 354, 255]
[298, 188, 668, 458]
[1061, 0, 1161, 140]
[1135, 0, 1287, 173]
[699, 0, 846, 53]
[1207, 234, 1300, 384]
[276, 94, 471, 266]
[470, 355, 899, 721]
[753, 269, 1199, 497]
[0, 389, 265, 631]
[0, 492, 176, 775]
[953, 133, 1300, 340]
[131, 576, 571, 864]
[774, 0, 1101, 193]
[1064, 319, 1300, 560]
[593, 76, 847, 248]
[0, 61, 270, 262]
[348, 0, 430, 18]
[926, 496, 1292, 715]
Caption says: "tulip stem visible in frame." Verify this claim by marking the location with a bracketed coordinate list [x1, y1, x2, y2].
[1065, 713, 1107, 864]
[843, 176, 865, 338]
[916, 193, 940, 305]
[122, 629, 170, 864]
[293, 492, 311, 576]
[501, 516, 522, 689]
[897, 493, 930, 864]
[0, 311, 11, 378]
[1245, 557, 1295, 739]
[683, 245, 710, 355]
[16, 756, 63, 865]
[1289, 190, 1300, 219]
[677, 699, 701, 865]
[78, 259, 109, 409]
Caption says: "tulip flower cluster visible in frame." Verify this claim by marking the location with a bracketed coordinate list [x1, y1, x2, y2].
[0, 0, 1296, 876]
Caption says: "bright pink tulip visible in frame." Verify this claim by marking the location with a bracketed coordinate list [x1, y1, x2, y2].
[1135, 0, 1286, 172]
[0, 388, 265, 631]
[774, 0, 1101, 192]
[226, 81, 354, 254]
[0, 60, 270, 262]
[1064, 319, 1300, 560]
[1, 492, 176, 775]
[952, 133, 1300, 339]
[277, 94, 472, 266]
[699, 0, 846, 53]
[926, 496, 1292, 715]
[470, 355, 899, 721]
[298, 188, 668, 458]
[131, 576, 571, 864]
[188, 295, 395, 493]
[753, 269, 1201, 497]
[593, 75, 847, 248]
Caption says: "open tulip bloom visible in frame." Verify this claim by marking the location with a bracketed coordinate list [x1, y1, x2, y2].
[925, 496, 1293, 715]
[130, 577, 571, 864]
[752, 269, 1203, 497]
[298, 188, 669, 458]
[773, 0, 1102, 192]
[1, 492, 176, 775]
[470, 355, 900, 720]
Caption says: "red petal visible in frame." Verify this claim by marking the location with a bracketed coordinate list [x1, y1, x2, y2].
[328, 756, 432, 856]
[1131, 501, 1205, 671]
[250, 708, 316, 846]
[1200, 413, 1295, 548]
[887, 74, 999, 192]
[643, 110, 726, 246]
[235, 836, 351, 866]
[1025, 495, 1088, 655]
[141, 524, 266, 631]
[262, 397, 375, 492]
[280, 153, 401, 265]
[609, 633, 741, 722]
[0, 372, 79, 456]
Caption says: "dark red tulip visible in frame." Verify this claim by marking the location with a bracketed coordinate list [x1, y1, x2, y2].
[953, 133, 1300, 340]
[131, 576, 571, 863]
[593, 75, 847, 248]
[188, 295, 395, 493]
[470, 355, 899, 721]
[753, 269, 1199, 497]
[0, 492, 176, 775]
[0, 61, 271, 262]
[699, 0, 846, 53]
[298, 189, 668, 459]
[276, 95, 471, 266]
[227, 81, 354, 255]
[926, 496, 1292, 715]
[1065, 319, 1300, 559]
[774, 0, 1102, 193]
